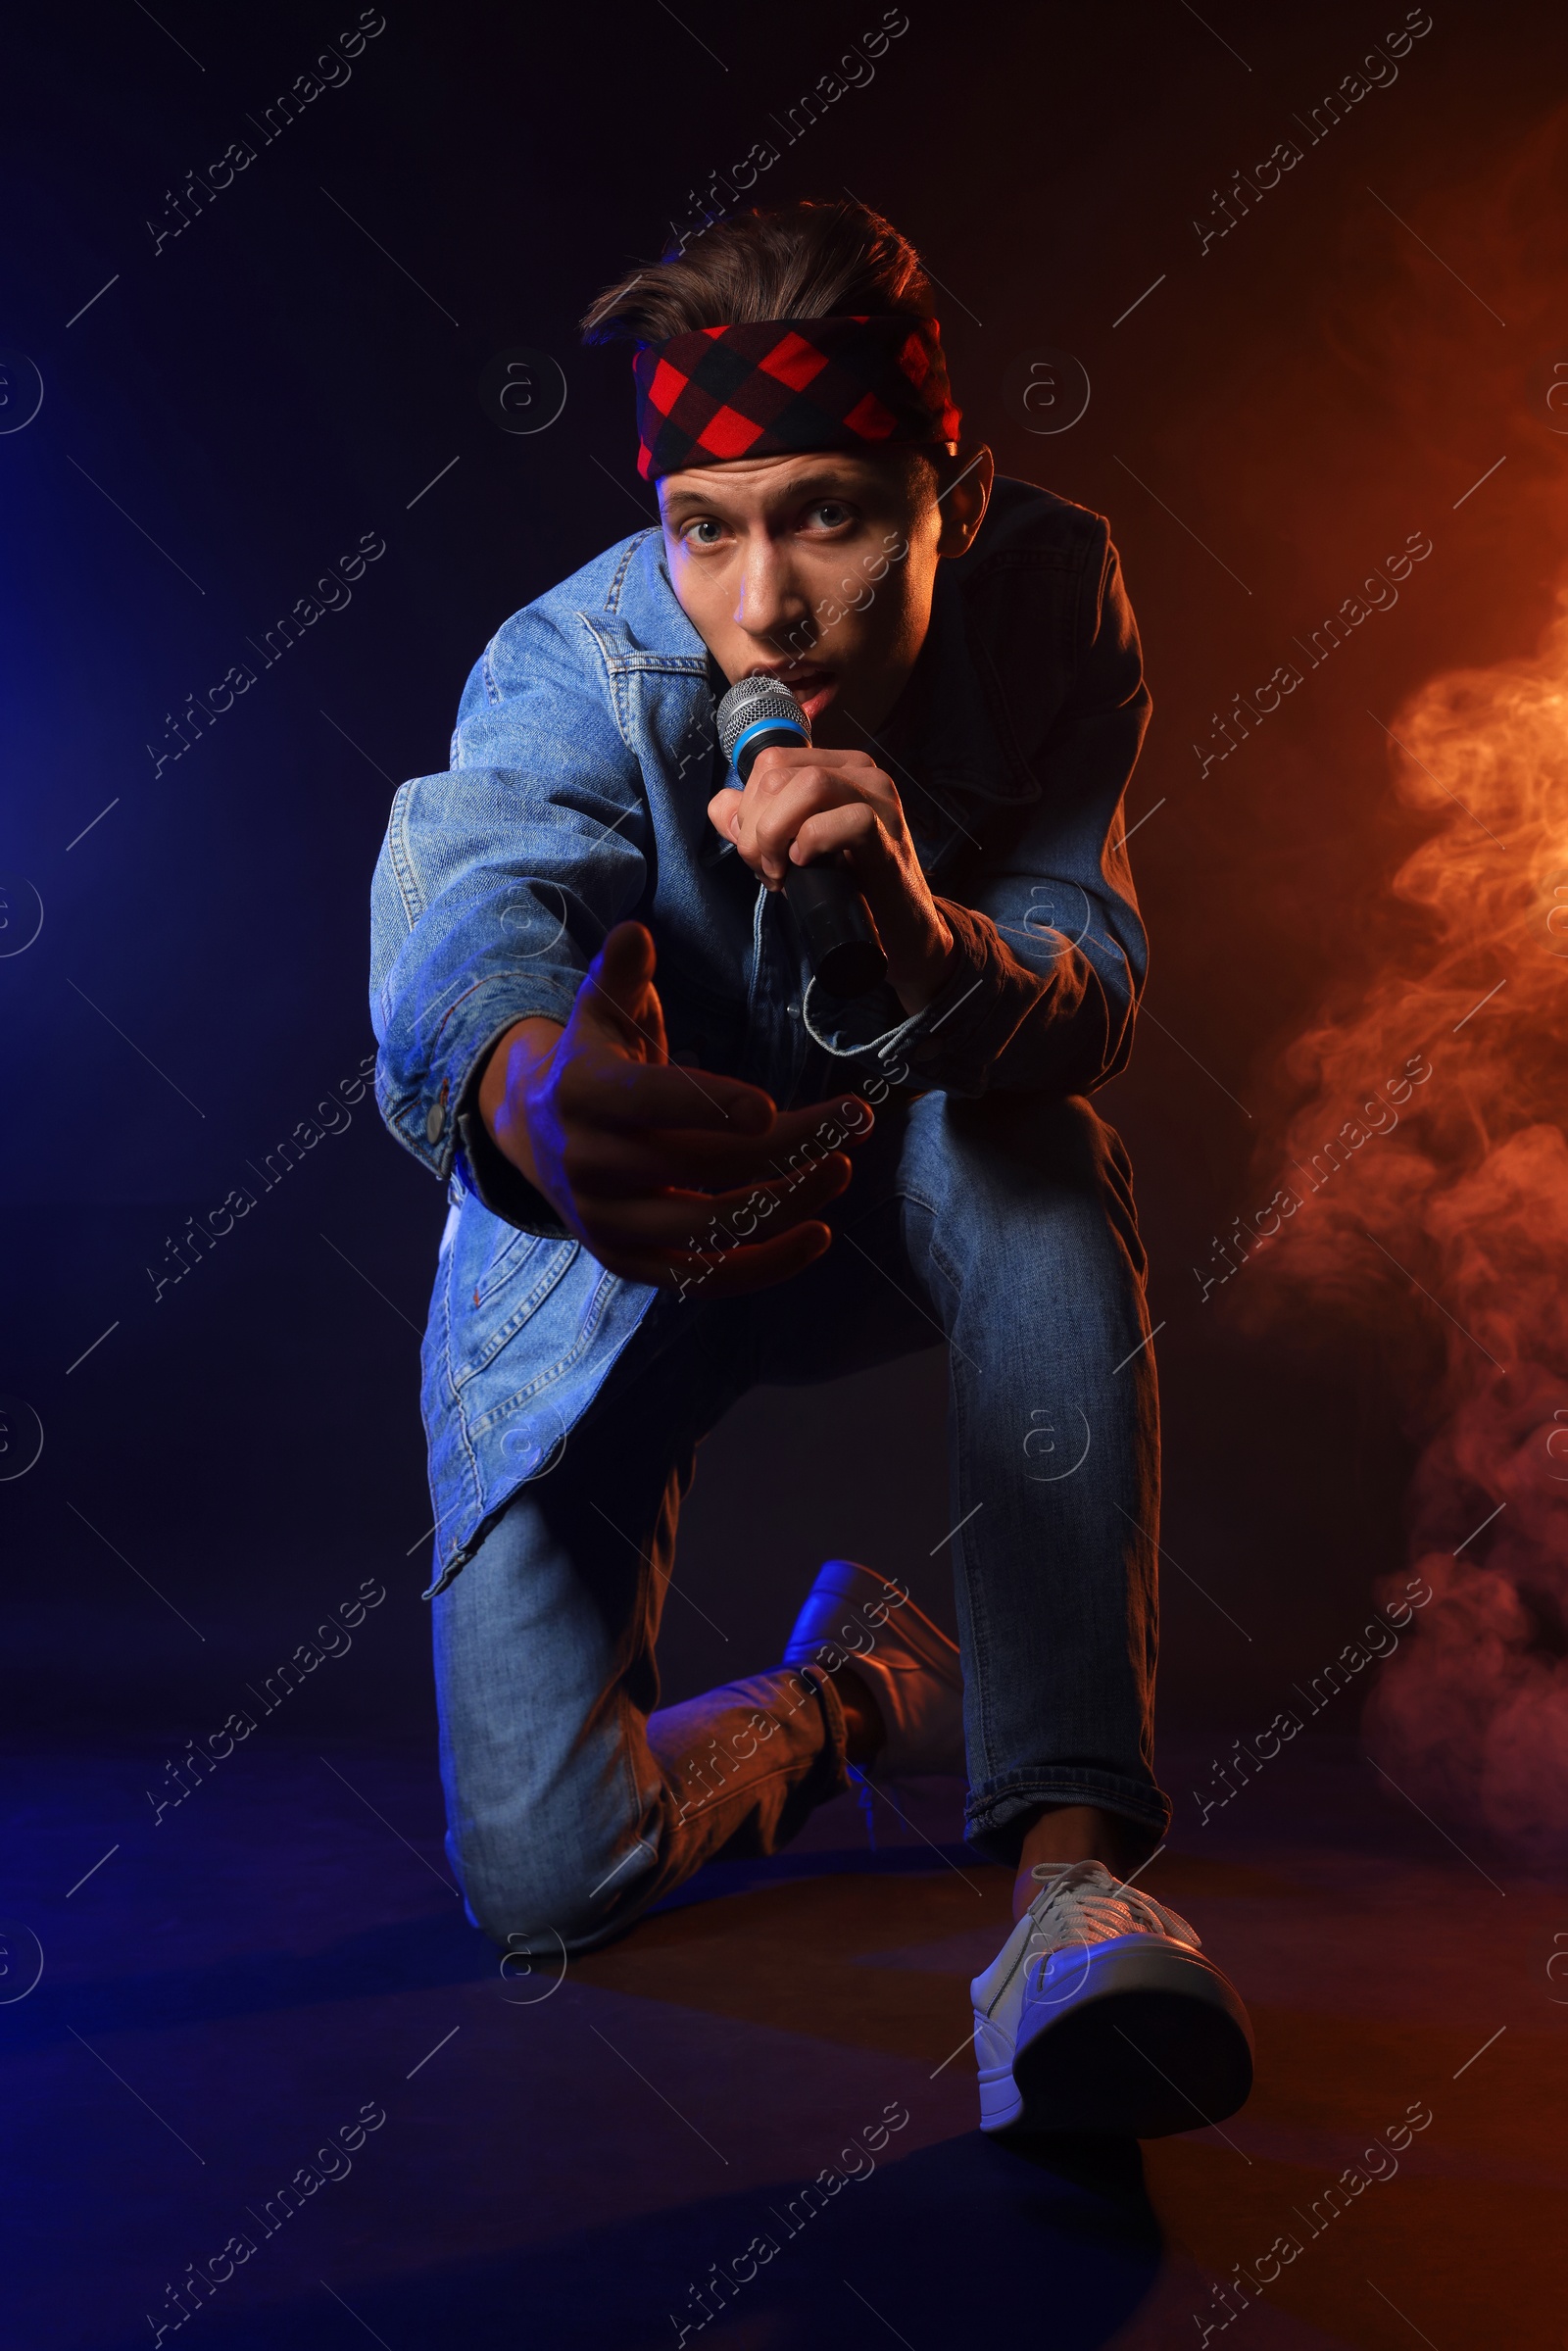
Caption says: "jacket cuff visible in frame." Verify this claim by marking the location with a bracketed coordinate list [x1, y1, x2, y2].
[453, 1105, 572, 1237]
[378, 975, 580, 1213]
[447, 998, 578, 1237]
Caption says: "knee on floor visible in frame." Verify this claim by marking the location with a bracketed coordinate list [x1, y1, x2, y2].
[458, 1831, 655, 1953]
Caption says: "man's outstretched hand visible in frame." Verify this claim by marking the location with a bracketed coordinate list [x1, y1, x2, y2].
[476, 921, 873, 1298]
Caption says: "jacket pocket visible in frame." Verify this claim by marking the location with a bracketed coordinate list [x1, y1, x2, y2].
[471, 1220, 539, 1307]
[446, 1195, 578, 1386]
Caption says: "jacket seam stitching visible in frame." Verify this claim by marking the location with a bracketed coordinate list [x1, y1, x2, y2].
[578, 609, 708, 678]
[434, 1242, 484, 1564]
[454, 1244, 580, 1384]
[386, 781, 425, 929]
[604, 530, 655, 613]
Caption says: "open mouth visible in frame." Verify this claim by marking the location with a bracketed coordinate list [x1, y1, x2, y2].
[753, 663, 838, 721]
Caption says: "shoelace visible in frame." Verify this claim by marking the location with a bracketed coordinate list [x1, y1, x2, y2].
[1023, 1858, 1200, 1961]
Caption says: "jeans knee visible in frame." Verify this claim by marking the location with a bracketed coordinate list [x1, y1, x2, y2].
[457, 1824, 655, 1953]
[980, 1097, 1142, 1277]
[944, 1089, 1116, 1185]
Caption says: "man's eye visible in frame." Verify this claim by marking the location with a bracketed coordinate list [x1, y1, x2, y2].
[807, 502, 853, 529]
[684, 518, 725, 546]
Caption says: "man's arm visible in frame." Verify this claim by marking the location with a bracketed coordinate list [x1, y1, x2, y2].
[370, 601, 875, 1282]
[369, 601, 649, 1237]
[474, 1015, 565, 1197]
[796, 522, 1152, 1099]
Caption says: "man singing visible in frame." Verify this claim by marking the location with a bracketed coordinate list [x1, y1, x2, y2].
[369, 197, 1252, 2137]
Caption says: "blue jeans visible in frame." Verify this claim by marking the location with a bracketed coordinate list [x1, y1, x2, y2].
[432, 1090, 1167, 1954]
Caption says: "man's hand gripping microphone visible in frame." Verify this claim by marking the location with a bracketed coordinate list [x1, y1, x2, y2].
[714, 675, 889, 1000]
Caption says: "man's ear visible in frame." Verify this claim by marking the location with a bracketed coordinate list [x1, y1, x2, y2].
[934, 444, 994, 559]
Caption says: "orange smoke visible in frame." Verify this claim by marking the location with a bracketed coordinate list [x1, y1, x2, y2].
[1240, 591, 1568, 1855]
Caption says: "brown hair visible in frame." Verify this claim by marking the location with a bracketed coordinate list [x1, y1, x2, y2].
[580, 197, 935, 347]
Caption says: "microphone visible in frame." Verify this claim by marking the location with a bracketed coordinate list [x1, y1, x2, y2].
[714, 674, 889, 1000]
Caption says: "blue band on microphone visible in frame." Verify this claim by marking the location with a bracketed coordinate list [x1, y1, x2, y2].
[729, 712, 808, 773]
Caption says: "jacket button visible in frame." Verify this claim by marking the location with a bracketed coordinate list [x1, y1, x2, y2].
[425, 1102, 445, 1142]
[787, 1001, 801, 1018]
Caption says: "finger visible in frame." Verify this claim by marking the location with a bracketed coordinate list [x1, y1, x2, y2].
[581, 919, 655, 1013]
[578, 1150, 852, 1250]
[750, 1092, 877, 1157]
[610, 1221, 836, 1298]
[707, 785, 744, 842]
[751, 778, 855, 878]
[755, 777, 899, 883]
[786, 800, 892, 867]
[714, 1092, 876, 1184]
[565, 1093, 875, 1197]
[746, 745, 878, 784]
[672, 1222, 836, 1298]
[575, 922, 668, 1062]
[559, 1047, 777, 1137]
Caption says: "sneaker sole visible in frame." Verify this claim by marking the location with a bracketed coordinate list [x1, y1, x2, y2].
[977, 1934, 1254, 2138]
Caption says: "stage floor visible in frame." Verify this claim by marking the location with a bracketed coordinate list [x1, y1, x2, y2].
[6, 1731, 1561, 2348]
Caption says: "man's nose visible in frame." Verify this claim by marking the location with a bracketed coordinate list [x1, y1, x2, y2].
[733, 540, 812, 653]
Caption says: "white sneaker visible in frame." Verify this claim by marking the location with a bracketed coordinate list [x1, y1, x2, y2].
[781, 1558, 965, 1776]
[970, 1859, 1253, 2136]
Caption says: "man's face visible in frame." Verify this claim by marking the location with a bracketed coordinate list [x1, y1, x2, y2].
[658, 446, 991, 749]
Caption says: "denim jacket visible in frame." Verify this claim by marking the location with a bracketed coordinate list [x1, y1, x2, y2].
[369, 473, 1151, 1592]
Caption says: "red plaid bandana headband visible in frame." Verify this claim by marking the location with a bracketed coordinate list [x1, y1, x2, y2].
[632, 313, 961, 481]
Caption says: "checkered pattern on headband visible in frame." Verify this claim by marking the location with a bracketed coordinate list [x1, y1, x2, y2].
[632, 313, 961, 481]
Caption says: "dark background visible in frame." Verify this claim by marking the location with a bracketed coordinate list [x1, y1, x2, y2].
[4, 0, 1564, 1762]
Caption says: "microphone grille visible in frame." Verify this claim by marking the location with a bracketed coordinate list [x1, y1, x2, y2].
[715, 674, 809, 766]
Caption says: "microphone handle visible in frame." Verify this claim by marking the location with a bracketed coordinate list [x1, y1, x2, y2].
[781, 862, 888, 1000]
[733, 721, 889, 1000]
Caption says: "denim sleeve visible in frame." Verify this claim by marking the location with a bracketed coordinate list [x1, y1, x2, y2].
[799, 523, 1151, 1100]
[368, 603, 647, 1233]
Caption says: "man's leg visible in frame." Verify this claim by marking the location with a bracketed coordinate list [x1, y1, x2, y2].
[914, 1087, 1167, 1881]
[747, 1086, 1254, 2138]
[430, 1295, 858, 1959]
[754, 1085, 1168, 1891]
[432, 1082, 1162, 1962]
